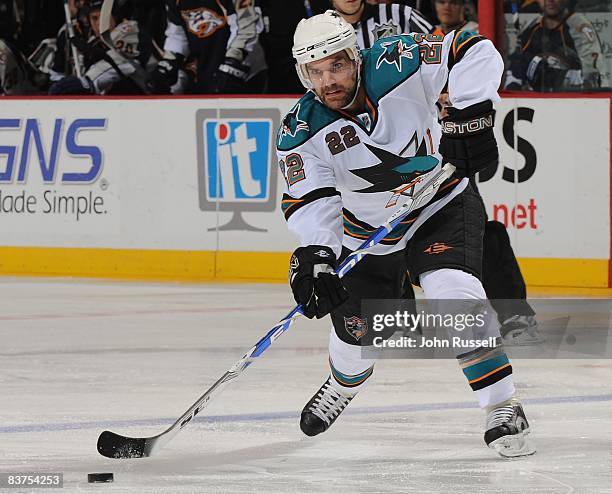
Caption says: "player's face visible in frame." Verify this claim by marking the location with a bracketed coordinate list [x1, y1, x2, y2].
[88, 9, 116, 37]
[332, 0, 364, 16]
[307, 52, 358, 110]
[434, 0, 464, 26]
[537, 0, 567, 17]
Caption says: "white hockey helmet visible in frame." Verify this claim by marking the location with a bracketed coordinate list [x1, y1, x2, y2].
[292, 10, 361, 90]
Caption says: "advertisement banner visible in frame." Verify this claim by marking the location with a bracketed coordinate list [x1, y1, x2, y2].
[480, 97, 610, 260]
[0, 96, 609, 285]
[0, 109, 120, 238]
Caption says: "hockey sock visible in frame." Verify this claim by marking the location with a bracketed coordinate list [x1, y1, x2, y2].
[328, 329, 375, 394]
[459, 345, 515, 408]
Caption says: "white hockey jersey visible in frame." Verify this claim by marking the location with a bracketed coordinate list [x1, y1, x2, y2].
[276, 31, 503, 258]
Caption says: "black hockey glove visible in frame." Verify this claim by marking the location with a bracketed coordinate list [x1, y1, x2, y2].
[48, 75, 94, 95]
[212, 57, 249, 93]
[438, 100, 498, 178]
[289, 245, 349, 319]
[525, 53, 572, 91]
[146, 55, 182, 94]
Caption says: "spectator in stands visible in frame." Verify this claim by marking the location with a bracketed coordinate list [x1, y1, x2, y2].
[431, 0, 477, 35]
[49, 0, 157, 95]
[146, 0, 266, 94]
[331, 0, 433, 48]
[505, 0, 607, 91]
[260, 1, 329, 94]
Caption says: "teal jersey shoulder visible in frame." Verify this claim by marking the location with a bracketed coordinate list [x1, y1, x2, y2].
[277, 92, 340, 152]
[361, 34, 421, 104]
[453, 29, 479, 48]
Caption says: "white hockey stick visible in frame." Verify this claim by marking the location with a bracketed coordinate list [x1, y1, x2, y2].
[63, 0, 82, 78]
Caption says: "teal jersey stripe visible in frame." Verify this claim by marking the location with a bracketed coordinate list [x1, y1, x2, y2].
[331, 364, 373, 385]
[281, 200, 297, 215]
[462, 354, 510, 382]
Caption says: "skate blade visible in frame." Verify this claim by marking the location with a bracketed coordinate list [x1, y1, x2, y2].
[488, 431, 536, 458]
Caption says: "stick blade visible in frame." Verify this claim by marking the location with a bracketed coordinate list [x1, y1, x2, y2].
[97, 430, 149, 459]
[99, 0, 114, 37]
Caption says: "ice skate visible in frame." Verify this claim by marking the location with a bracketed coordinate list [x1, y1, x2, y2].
[484, 399, 536, 458]
[300, 377, 355, 436]
[500, 315, 544, 346]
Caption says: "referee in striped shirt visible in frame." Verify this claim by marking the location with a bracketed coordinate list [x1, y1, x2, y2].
[330, 0, 433, 49]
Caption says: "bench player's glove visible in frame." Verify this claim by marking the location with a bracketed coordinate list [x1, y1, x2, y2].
[439, 100, 498, 178]
[146, 54, 183, 94]
[289, 245, 349, 319]
[48, 75, 94, 95]
[212, 57, 249, 93]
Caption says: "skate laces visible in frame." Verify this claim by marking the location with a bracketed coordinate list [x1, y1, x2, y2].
[309, 381, 351, 425]
[486, 403, 515, 430]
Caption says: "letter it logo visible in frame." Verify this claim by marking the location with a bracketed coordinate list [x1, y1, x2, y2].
[196, 109, 281, 231]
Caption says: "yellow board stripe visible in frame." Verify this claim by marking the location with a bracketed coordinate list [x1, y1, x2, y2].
[518, 258, 609, 288]
[0, 246, 290, 283]
[0, 247, 608, 287]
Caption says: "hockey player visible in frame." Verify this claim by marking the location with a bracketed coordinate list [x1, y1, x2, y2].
[277, 10, 535, 457]
[49, 0, 157, 95]
[146, 0, 265, 94]
[0, 0, 40, 95]
[505, 0, 607, 91]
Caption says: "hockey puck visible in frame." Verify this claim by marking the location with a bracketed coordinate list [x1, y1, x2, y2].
[87, 473, 114, 483]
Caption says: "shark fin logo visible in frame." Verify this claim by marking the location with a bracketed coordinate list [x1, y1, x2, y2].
[279, 103, 310, 143]
[349, 136, 439, 207]
[375, 39, 418, 72]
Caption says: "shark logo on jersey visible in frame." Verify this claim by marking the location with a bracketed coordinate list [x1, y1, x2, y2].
[344, 315, 369, 340]
[180, 8, 226, 39]
[350, 143, 438, 195]
[376, 39, 418, 72]
[372, 20, 399, 41]
[279, 103, 310, 143]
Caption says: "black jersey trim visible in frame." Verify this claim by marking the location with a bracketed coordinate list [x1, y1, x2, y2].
[447, 31, 486, 72]
[469, 364, 513, 391]
[281, 187, 341, 221]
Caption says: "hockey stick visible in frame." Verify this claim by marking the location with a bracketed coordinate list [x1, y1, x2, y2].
[97, 163, 456, 459]
[63, 0, 82, 78]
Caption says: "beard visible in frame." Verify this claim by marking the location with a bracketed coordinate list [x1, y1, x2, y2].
[318, 82, 358, 110]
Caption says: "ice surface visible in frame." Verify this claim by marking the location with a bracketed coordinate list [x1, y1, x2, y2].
[0, 278, 610, 493]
